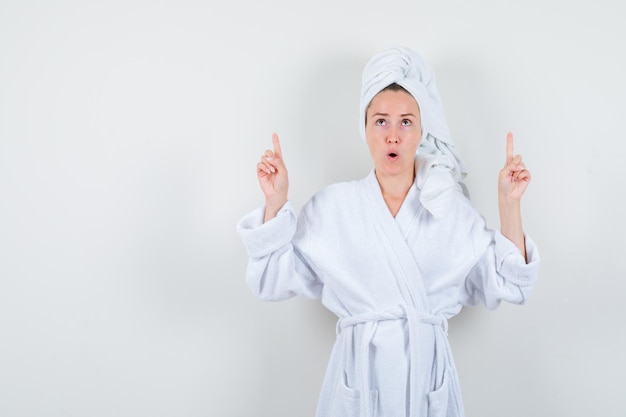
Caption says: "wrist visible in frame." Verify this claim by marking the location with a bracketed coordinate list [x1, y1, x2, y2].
[264, 197, 288, 223]
[498, 194, 521, 211]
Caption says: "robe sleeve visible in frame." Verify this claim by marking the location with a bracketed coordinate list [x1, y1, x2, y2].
[236, 201, 323, 302]
[460, 230, 540, 310]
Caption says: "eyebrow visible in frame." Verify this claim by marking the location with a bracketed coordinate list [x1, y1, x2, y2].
[370, 112, 417, 118]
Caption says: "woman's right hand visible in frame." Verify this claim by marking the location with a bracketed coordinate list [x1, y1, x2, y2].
[257, 133, 289, 222]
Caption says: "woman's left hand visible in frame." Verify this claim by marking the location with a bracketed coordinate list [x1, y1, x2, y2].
[498, 132, 531, 203]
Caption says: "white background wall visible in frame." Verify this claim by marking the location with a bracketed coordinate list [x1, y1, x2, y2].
[1, 1, 624, 416]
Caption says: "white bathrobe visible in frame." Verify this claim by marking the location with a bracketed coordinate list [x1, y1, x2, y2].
[237, 161, 540, 417]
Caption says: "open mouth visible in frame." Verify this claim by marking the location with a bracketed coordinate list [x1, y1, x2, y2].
[388, 152, 398, 160]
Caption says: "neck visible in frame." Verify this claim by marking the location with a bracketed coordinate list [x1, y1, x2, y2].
[375, 166, 415, 217]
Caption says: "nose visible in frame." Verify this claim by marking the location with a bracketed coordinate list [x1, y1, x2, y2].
[386, 126, 400, 144]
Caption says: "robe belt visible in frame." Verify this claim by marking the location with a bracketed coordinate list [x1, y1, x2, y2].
[337, 305, 449, 417]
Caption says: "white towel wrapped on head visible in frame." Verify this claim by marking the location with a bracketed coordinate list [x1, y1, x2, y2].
[359, 45, 470, 217]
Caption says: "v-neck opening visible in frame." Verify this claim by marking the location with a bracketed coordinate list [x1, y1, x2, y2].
[368, 169, 422, 237]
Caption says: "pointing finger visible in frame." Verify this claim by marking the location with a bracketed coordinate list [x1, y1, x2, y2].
[272, 133, 283, 159]
[506, 132, 514, 160]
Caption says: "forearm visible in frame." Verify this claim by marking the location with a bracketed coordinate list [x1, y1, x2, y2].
[498, 197, 527, 262]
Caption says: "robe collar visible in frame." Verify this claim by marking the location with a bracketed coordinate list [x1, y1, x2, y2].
[366, 153, 457, 221]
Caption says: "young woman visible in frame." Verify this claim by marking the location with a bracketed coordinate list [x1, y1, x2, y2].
[237, 45, 539, 417]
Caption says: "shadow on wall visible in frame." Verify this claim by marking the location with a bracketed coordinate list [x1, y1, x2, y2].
[434, 57, 515, 225]
[287, 49, 374, 210]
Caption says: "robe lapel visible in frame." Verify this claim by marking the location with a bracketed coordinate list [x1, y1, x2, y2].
[361, 170, 430, 312]
[362, 170, 442, 416]
[394, 177, 422, 239]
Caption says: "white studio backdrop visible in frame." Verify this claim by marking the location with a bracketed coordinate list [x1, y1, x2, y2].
[0, 1, 624, 416]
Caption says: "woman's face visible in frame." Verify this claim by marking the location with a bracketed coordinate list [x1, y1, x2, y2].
[365, 89, 422, 180]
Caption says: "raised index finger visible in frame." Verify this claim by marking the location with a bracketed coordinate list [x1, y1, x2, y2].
[272, 133, 282, 159]
[506, 132, 514, 160]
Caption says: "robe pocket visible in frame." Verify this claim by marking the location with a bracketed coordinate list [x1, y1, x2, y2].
[329, 375, 378, 417]
[427, 368, 452, 417]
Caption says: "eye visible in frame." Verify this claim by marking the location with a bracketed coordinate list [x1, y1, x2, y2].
[401, 119, 412, 126]
[375, 119, 386, 126]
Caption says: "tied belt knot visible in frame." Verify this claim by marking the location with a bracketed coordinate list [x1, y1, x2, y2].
[335, 305, 449, 417]
[337, 305, 448, 335]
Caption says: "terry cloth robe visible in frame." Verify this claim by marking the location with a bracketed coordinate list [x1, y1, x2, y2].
[237, 164, 540, 417]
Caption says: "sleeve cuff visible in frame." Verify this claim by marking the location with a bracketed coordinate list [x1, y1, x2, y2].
[494, 230, 540, 286]
[236, 201, 297, 258]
